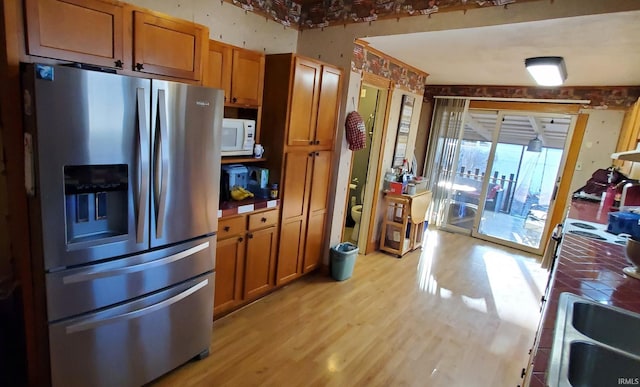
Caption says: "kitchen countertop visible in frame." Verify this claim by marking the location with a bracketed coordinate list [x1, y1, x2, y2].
[527, 201, 640, 386]
[218, 198, 279, 218]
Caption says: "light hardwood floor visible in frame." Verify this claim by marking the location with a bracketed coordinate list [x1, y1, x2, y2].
[152, 229, 548, 387]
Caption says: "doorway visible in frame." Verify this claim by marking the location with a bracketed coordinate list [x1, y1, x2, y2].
[430, 103, 575, 255]
[342, 82, 389, 253]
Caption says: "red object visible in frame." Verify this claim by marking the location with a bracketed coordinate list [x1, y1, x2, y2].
[389, 182, 403, 194]
[345, 111, 366, 151]
[603, 185, 616, 210]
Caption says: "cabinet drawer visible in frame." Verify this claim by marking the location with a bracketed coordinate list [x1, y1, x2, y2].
[218, 216, 246, 238]
[248, 210, 278, 230]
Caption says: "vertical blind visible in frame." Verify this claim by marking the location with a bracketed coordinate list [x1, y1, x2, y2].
[424, 98, 469, 228]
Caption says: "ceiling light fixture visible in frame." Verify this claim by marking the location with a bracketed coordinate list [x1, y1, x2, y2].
[527, 135, 543, 152]
[525, 56, 567, 86]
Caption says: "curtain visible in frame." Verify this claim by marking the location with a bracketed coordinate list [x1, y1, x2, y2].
[423, 98, 469, 229]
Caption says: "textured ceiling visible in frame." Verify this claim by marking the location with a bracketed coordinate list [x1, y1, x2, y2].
[230, 0, 537, 28]
[361, 10, 640, 87]
[465, 111, 570, 149]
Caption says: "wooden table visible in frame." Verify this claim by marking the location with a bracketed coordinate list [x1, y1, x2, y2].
[379, 190, 432, 257]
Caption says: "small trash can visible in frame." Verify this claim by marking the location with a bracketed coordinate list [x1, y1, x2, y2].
[330, 242, 359, 281]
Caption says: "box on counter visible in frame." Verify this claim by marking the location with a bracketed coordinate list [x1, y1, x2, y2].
[247, 166, 269, 188]
[389, 182, 403, 194]
[607, 211, 640, 239]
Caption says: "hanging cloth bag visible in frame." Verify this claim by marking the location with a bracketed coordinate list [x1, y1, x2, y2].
[345, 111, 366, 151]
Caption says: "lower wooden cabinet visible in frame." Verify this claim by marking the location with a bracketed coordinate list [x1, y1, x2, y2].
[213, 234, 245, 316]
[276, 150, 332, 285]
[244, 226, 278, 299]
[214, 209, 278, 317]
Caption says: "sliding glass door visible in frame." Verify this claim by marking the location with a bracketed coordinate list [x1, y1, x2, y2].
[427, 101, 575, 254]
[470, 111, 574, 254]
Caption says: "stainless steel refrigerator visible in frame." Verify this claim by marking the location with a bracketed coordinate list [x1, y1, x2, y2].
[22, 63, 223, 387]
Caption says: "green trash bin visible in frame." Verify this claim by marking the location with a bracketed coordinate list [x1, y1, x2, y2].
[330, 242, 359, 281]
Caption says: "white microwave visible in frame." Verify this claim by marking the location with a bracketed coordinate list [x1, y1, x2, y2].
[221, 118, 255, 156]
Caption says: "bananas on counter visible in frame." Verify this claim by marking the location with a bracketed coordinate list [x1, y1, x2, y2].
[230, 186, 254, 201]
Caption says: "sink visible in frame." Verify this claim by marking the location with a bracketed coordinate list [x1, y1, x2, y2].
[568, 342, 640, 386]
[548, 293, 640, 387]
[572, 302, 640, 356]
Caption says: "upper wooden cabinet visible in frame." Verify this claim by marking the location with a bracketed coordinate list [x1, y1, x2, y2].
[262, 54, 343, 150]
[288, 58, 321, 147]
[315, 66, 342, 148]
[25, 0, 125, 69]
[204, 41, 232, 98]
[204, 40, 265, 107]
[24, 0, 209, 81]
[288, 57, 342, 148]
[132, 10, 206, 81]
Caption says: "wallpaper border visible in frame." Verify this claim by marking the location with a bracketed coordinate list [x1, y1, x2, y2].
[423, 85, 640, 109]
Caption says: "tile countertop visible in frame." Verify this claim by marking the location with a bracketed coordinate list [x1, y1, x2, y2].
[527, 209, 640, 386]
[567, 197, 611, 224]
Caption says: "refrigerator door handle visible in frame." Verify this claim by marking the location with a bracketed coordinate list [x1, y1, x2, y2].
[136, 88, 150, 244]
[61, 241, 210, 284]
[65, 278, 209, 334]
[155, 89, 170, 238]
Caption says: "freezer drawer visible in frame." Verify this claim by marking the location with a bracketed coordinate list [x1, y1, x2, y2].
[46, 236, 216, 321]
[49, 272, 215, 387]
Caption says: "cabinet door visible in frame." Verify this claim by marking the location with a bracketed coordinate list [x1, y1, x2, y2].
[287, 57, 321, 147]
[213, 235, 245, 316]
[614, 97, 640, 174]
[277, 152, 313, 285]
[203, 40, 232, 102]
[25, 0, 124, 68]
[230, 49, 265, 106]
[314, 66, 342, 149]
[277, 220, 305, 285]
[244, 226, 278, 299]
[303, 151, 332, 272]
[133, 11, 206, 80]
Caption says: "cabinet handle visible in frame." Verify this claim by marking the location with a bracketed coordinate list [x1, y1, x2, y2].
[232, 97, 237, 103]
[520, 368, 526, 378]
[135, 63, 144, 71]
[248, 233, 254, 239]
[314, 140, 320, 145]
[315, 152, 320, 156]
[114, 60, 123, 69]
[224, 226, 230, 232]
[309, 140, 314, 145]
[238, 237, 244, 242]
[261, 217, 267, 223]
[309, 152, 314, 157]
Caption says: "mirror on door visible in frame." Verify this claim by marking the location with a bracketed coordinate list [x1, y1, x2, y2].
[342, 85, 381, 245]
